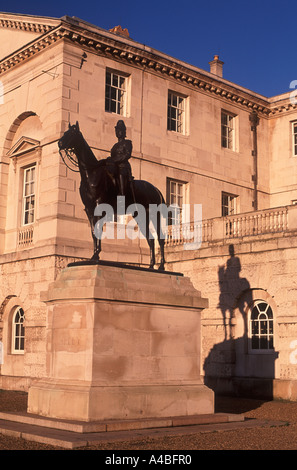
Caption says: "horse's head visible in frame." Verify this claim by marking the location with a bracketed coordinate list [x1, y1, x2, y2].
[58, 122, 81, 152]
[58, 121, 99, 173]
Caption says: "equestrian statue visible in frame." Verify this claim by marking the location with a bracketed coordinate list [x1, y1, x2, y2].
[58, 120, 166, 270]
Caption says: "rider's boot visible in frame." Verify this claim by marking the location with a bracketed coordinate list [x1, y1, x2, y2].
[119, 174, 126, 196]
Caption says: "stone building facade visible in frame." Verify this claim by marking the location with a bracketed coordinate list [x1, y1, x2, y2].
[1, 12, 297, 399]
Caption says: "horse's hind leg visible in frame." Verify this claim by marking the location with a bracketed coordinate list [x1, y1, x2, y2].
[85, 206, 101, 261]
[148, 238, 155, 269]
[158, 239, 165, 271]
[157, 210, 165, 271]
[145, 212, 155, 269]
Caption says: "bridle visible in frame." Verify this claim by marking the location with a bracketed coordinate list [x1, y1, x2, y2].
[59, 146, 80, 172]
[58, 127, 81, 173]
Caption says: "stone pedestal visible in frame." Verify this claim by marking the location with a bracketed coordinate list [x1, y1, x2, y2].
[28, 263, 213, 422]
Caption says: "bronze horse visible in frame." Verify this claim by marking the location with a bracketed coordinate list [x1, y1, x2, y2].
[58, 122, 166, 270]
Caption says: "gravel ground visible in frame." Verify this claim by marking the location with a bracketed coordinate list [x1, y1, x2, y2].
[0, 390, 297, 450]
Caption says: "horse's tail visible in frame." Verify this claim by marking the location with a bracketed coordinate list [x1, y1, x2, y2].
[155, 186, 165, 205]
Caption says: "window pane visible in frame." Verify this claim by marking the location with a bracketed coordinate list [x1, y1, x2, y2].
[112, 73, 118, 87]
[251, 321, 258, 336]
[252, 336, 259, 349]
[110, 86, 117, 100]
[221, 112, 235, 150]
[105, 71, 126, 115]
[22, 167, 36, 226]
[111, 100, 117, 114]
[250, 301, 274, 351]
[222, 193, 237, 216]
[260, 337, 268, 349]
[12, 307, 25, 353]
[167, 179, 186, 225]
[167, 92, 186, 133]
[260, 320, 267, 335]
[221, 113, 227, 125]
[119, 76, 125, 89]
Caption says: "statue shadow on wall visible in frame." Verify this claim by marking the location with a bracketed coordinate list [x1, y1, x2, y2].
[203, 244, 278, 407]
[218, 244, 251, 341]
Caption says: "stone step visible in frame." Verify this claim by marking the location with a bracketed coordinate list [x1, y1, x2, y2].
[0, 410, 244, 434]
[0, 412, 286, 450]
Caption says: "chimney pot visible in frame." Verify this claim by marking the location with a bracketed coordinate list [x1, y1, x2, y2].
[209, 55, 224, 78]
[109, 25, 130, 37]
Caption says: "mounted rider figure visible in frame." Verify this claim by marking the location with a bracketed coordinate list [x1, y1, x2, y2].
[106, 120, 134, 197]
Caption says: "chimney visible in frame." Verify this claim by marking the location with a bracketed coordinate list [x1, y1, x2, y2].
[209, 55, 224, 78]
[109, 25, 130, 38]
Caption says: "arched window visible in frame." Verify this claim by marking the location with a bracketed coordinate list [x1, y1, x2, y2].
[11, 306, 25, 354]
[249, 300, 274, 351]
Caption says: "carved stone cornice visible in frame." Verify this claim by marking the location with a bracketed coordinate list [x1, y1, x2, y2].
[0, 26, 64, 72]
[0, 17, 284, 116]
[63, 25, 272, 116]
[0, 18, 54, 34]
[56, 23, 271, 116]
[269, 102, 297, 115]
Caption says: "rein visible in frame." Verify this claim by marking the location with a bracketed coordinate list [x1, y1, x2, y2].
[59, 147, 80, 173]
[58, 130, 106, 174]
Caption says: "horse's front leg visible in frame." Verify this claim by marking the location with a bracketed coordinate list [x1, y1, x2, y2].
[91, 230, 101, 261]
[85, 204, 101, 261]
[91, 214, 102, 261]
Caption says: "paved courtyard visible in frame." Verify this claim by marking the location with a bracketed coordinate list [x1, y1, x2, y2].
[0, 390, 296, 450]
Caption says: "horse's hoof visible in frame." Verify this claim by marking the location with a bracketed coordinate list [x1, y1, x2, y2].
[158, 264, 165, 271]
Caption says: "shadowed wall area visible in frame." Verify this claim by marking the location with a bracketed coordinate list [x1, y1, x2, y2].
[204, 244, 278, 399]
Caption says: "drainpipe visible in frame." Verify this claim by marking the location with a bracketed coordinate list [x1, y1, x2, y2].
[249, 111, 260, 211]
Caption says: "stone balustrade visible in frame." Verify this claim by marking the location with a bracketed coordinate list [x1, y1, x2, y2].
[164, 205, 297, 247]
[17, 225, 34, 247]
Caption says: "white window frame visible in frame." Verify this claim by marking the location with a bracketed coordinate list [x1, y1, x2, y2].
[222, 192, 237, 217]
[22, 165, 36, 226]
[248, 300, 274, 354]
[167, 178, 188, 225]
[221, 111, 237, 150]
[292, 121, 297, 156]
[11, 306, 25, 355]
[167, 91, 187, 134]
[105, 70, 128, 116]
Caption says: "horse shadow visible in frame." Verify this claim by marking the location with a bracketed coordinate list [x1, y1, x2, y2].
[218, 244, 251, 340]
[203, 244, 278, 404]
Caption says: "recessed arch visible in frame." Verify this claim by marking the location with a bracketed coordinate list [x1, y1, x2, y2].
[0, 295, 24, 322]
[2, 111, 41, 164]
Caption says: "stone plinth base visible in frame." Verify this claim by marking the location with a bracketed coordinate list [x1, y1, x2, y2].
[28, 382, 213, 422]
[28, 262, 213, 421]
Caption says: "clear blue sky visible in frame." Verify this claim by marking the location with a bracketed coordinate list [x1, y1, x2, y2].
[2, 0, 297, 97]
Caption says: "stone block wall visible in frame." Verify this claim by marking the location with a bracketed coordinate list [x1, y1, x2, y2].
[0, 250, 83, 390]
[166, 231, 297, 398]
